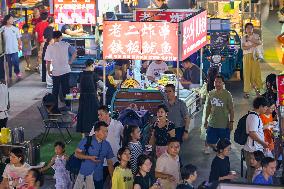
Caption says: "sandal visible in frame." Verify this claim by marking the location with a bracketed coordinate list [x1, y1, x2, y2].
[243, 93, 250, 99]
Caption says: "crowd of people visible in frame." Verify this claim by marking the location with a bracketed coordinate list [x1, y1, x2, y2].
[0, 70, 282, 189]
[0, 2, 283, 189]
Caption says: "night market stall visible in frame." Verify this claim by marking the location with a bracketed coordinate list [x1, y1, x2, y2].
[103, 9, 208, 132]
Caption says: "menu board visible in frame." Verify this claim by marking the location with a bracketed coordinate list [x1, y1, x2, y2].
[54, 0, 96, 25]
[103, 21, 179, 61]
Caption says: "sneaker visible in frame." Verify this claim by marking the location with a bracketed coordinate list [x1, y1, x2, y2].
[16, 73, 22, 79]
[204, 146, 211, 154]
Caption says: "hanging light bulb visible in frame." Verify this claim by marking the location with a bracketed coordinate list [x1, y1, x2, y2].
[132, 0, 138, 6]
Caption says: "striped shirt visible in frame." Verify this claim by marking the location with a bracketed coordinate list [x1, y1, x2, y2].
[128, 141, 143, 175]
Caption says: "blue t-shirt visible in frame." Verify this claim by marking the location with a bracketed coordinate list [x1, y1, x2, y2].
[253, 172, 273, 185]
[78, 137, 114, 180]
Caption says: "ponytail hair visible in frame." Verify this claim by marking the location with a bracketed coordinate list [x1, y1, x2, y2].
[214, 138, 231, 153]
[122, 125, 139, 147]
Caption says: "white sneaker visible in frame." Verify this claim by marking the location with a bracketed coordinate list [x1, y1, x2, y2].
[204, 146, 211, 154]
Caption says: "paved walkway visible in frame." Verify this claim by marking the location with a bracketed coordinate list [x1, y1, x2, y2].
[2, 7, 284, 189]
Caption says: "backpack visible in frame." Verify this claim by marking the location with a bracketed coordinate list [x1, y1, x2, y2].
[234, 111, 259, 145]
[66, 136, 92, 175]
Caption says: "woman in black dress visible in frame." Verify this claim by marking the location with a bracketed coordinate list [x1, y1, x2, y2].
[76, 59, 99, 134]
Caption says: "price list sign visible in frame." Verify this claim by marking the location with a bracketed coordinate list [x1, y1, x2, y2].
[277, 75, 284, 106]
[103, 21, 179, 61]
[54, 0, 96, 25]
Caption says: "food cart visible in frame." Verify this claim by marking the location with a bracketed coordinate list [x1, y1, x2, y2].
[104, 9, 208, 132]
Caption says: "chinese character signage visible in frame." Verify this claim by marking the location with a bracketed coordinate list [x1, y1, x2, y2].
[135, 9, 197, 23]
[54, 0, 96, 25]
[181, 10, 208, 60]
[103, 21, 179, 61]
[277, 75, 284, 106]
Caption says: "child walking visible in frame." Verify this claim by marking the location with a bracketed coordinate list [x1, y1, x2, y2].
[40, 141, 72, 189]
[21, 24, 32, 71]
[123, 125, 143, 175]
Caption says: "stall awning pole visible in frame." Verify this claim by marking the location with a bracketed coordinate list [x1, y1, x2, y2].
[177, 60, 180, 99]
[103, 61, 106, 105]
[200, 48, 203, 87]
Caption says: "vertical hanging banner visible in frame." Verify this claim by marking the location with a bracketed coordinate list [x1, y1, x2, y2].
[103, 21, 179, 61]
[277, 75, 284, 106]
[54, 0, 96, 24]
[181, 10, 208, 60]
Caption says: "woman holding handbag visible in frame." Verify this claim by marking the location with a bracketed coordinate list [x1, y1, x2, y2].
[0, 79, 9, 129]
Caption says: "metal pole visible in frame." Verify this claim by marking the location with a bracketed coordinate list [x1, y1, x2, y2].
[200, 48, 203, 87]
[177, 60, 180, 99]
[249, 0, 252, 19]
[103, 61, 106, 105]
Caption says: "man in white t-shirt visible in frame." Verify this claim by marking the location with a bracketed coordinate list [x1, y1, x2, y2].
[146, 60, 168, 81]
[243, 96, 269, 183]
[44, 31, 77, 108]
[89, 105, 124, 182]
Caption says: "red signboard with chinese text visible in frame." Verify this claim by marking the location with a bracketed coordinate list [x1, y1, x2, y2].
[135, 9, 197, 23]
[277, 75, 284, 106]
[181, 10, 208, 60]
[103, 21, 179, 61]
[54, 0, 96, 25]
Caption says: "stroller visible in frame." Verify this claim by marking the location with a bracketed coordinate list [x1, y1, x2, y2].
[118, 108, 154, 147]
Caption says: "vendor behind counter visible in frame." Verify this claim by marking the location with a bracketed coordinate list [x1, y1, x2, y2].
[61, 24, 87, 37]
[180, 57, 205, 89]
